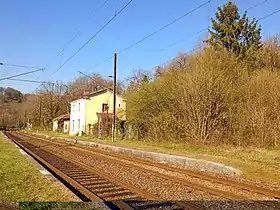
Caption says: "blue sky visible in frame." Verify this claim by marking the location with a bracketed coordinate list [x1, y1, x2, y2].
[0, 0, 279, 93]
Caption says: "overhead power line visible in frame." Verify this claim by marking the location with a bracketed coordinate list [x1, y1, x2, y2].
[148, 7, 279, 74]
[0, 62, 41, 69]
[7, 78, 51, 84]
[93, 1, 276, 77]
[51, 0, 133, 77]
[160, 0, 272, 53]
[84, 55, 114, 72]
[84, 0, 212, 72]
[78, 71, 95, 80]
[149, 44, 204, 71]
[118, 0, 211, 55]
[159, 28, 208, 52]
[0, 68, 44, 82]
[72, 0, 278, 77]
[57, 0, 110, 56]
[258, 8, 280, 21]
[245, 0, 269, 12]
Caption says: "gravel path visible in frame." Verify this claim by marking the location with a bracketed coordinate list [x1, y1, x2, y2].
[57, 146, 218, 201]
[41, 146, 278, 209]
[82, 149, 276, 201]
[0, 202, 19, 210]
[165, 161, 280, 193]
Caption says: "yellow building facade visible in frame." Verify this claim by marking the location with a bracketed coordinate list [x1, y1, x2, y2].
[85, 89, 126, 126]
[69, 89, 126, 135]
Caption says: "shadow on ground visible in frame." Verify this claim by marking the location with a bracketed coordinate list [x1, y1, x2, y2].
[1, 200, 279, 210]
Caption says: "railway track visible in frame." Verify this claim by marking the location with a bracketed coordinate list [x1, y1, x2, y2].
[3, 132, 200, 210]
[0, 203, 18, 210]
[17, 132, 280, 202]
[5, 132, 280, 209]
[76, 142, 280, 200]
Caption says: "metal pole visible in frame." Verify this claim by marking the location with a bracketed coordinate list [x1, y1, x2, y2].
[39, 99, 42, 127]
[112, 53, 117, 142]
[2, 112, 4, 127]
[24, 111, 26, 128]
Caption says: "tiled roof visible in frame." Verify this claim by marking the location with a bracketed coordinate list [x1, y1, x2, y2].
[53, 113, 70, 121]
[70, 88, 124, 103]
[84, 88, 112, 98]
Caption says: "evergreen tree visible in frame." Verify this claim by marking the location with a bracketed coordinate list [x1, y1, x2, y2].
[206, 1, 262, 58]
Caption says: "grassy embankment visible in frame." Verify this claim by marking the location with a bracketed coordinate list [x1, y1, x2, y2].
[0, 132, 79, 201]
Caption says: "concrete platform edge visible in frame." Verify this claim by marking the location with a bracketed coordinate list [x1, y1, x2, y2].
[28, 132, 242, 177]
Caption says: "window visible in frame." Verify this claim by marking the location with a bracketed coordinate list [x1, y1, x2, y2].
[78, 119, 80, 130]
[119, 104, 121, 108]
[78, 103, 80, 111]
[64, 124, 68, 130]
[102, 103, 108, 112]
[72, 120, 74, 131]
[72, 104, 75, 113]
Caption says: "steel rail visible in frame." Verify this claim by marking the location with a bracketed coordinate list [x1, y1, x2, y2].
[5, 132, 202, 210]
[26, 131, 280, 199]
[3, 132, 103, 202]
[79, 142, 280, 199]
[17, 132, 280, 209]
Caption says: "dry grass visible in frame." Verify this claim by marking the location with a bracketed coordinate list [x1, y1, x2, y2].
[19, 202, 105, 210]
[0, 132, 79, 202]
[125, 39, 280, 148]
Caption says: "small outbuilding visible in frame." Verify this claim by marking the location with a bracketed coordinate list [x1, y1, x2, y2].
[52, 114, 70, 133]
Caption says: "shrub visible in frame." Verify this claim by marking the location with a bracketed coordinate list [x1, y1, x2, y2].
[126, 36, 280, 148]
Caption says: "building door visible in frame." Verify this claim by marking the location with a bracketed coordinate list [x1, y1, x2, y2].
[102, 103, 109, 113]
[78, 119, 80, 131]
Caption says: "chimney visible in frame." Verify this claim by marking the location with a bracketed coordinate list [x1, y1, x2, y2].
[83, 90, 90, 96]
